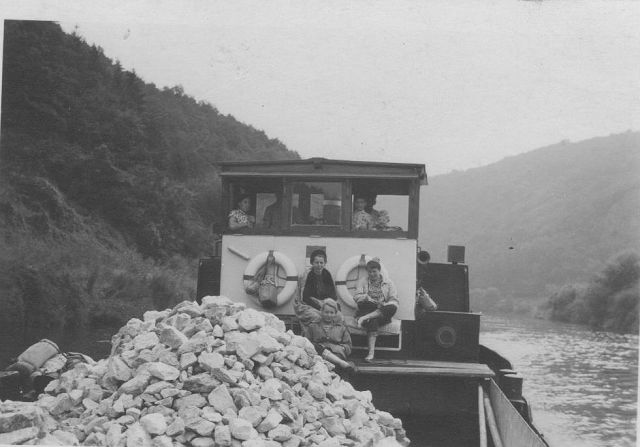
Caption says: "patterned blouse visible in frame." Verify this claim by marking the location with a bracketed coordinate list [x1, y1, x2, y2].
[352, 210, 374, 230]
[229, 209, 250, 227]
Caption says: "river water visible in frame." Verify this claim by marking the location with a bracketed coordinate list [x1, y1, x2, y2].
[480, 314, 638, 447]
[1, 314, 637, 446]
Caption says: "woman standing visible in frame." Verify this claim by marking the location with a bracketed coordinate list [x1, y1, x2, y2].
[301, 249, 337, 310]
[228, 194, 255, 230]
[354, 257, 399, 362]
[352, 196, 374, 230]
[303, 299, 355, 373]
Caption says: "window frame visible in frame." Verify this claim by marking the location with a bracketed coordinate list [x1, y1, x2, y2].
[221, 177, 419, 239]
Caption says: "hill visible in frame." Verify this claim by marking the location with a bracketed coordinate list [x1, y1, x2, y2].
[0, 20, 298, 336]
[420, 132, 640, 316]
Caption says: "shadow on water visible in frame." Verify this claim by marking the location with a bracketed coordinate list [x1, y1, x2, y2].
[480, 314, 638, 447]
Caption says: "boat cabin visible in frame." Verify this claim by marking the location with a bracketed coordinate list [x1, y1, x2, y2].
[198, 158, 479, 363]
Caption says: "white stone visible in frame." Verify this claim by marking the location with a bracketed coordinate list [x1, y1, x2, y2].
[267, 424, 292, 442]
[208, 385, 236, 413]
[237, 309, 266, 331]
[238, 406, 267, 428]
[229, 418, 253, 441]
[198, 352, 225, 372]
[257, 408, 283, 433]
[191, 437, 215, 447]
[260, 378, 282, 400]
[214, 425, 232, 447]
[148, 362, 180, 381]
[120, 372, 152, 395]
[151, 435, 173, 447]
[132, 332, 159, 351]
[108, 356, 133, 382]
[159, 326, 188, 348]
[139, 413, 167, 435]
[125, 423, 152, 447]
[0, 427, 39, 445]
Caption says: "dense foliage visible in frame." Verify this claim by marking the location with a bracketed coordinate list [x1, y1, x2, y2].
[540, 251, 639, 333]
[0, 20, 297, 335]
[1, 20, 298, 258]
[422, 132, 640, 324]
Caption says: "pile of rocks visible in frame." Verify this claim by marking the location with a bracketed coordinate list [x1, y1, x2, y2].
[0, 296, 410, 446]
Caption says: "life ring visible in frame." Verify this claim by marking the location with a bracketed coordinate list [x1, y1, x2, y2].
[335, 254, 389, 308]
[435, 326, 457, 348]
[243, 251, 298, 307]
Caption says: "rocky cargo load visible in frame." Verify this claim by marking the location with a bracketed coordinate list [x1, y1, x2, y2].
[0, 296, 409, 446]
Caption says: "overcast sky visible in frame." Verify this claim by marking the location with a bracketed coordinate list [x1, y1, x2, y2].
[2, 0, 639, 175]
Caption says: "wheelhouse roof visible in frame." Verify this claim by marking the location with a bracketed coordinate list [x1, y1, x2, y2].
[219, 157, 428, 185]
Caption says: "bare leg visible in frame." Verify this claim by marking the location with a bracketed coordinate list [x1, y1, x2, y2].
[322, 350, 350, 369]
[365, 332, 377, 361]
[357, 309, 382, 327]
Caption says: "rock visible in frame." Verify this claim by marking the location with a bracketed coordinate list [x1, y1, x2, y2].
[199, 352, 225, 372]
[237, 309, 266, 331]
[125, 423, 152, 447]
[174, 393, 207, 410]
[120, 373, 152, 395]
[165, 418, 185, 436]
[214, 424, 232, 446]
[159, 326, 189, 349]
[238, 406, 267, 427]
[212, 325, 224, 338]
[186, 418, 216, 436]
[222, 316, 239, 332]
[201, 407, 223, 423]
[108, 356, 133, 382]
[133, 332, 160, 351]
[105, 424, 123, 446]
[152, 435, 173, 447]
[52, 429, 79, 446]
[139, 413, 167, 435]
[179, 352, 198, 369]
[257, 408, 283, 433]
[212, 367, 242, 384]
[49, 393, 74, 415]
[0, 408, 40, 433]
[236, 337, 261, 361]
[320, 416, 346, 437]
[260, 378, 283, 400]
[182, 373, 220, 393]
[0, 427, 39, 445]
[174, 301, 203, 318]
[230, 418, 254, 440]
[307, 381, 326, 400]
[191, 437, 216, 447]
[148, 362, 180, 381]
[268, 424, 292, 441]
[208, 385, 237, 413]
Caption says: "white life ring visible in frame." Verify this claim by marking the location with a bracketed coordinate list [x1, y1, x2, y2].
[335, 255, 389, 309]
[243, 251, 298, 307]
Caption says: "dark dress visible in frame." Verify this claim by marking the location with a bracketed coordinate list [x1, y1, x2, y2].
[302, 269, 337, 310]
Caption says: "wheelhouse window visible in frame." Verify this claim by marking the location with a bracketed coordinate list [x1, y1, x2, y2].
[226, 180, 283, 231]
[291, 182, 342, 226]
[352, 180, 409, 232]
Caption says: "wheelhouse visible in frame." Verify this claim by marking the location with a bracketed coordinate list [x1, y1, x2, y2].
[219, 157, 426, 238]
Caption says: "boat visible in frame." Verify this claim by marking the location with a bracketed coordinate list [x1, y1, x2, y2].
[191, 157, 550, 446]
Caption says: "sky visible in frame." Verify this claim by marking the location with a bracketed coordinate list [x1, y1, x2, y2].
[1, 0, 639, 175]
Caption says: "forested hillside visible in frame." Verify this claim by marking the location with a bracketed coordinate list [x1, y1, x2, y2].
[421, 132, 640, 327]
[0, 20, 298, 334]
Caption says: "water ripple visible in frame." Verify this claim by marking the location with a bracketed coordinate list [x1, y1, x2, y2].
[480, 314, 638, 447]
